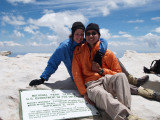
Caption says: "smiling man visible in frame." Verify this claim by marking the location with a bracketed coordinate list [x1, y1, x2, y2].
[72, 23, 143, 120]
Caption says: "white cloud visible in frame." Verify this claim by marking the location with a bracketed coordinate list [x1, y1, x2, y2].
[28, 11, 88, 42]
[29, 42, 40, 46]
[6, 0, 151, 17]
[111, 32, 160, 48]
[151, 17, 160, 21]
[47, 35, 57, 41]
[43, 9, 54, 14]
[138, 33, 160, 40]
[28, 11, 88, 28]
[28, 32, 59, 44]
[119, 31, 127, 34]
[109, 41, 135, 47]
[99, 7, 110, 16]
[134, 26, 139, 30]
[29, 41, 58, 47]
[0, 41, 23, 47]
[2, 15, 25, 26]
[128, 19, 144, 23]
[120, 0, 149, 7]
[121, 34, 132, 38]
[2, 0, 158, 54]
[111, 34, 132, 38]
[100, 28, 111, 40]
[24, 25, 39, 34]
[111, 31, 132, 38]
[97, 1, 118, 16]
[137, 33, 160, 47]
[1, 30, 8, 34]
[112, 35, 120, 38]
[79, 0, 149, 17]
[153, 27, 160, 33]
[13, 30, 24, 37]
[7, 0, 35, 5]
[108, 31, 160, 50]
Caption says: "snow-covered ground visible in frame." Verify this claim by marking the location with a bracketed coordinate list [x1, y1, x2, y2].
[0, 50, 160, 120]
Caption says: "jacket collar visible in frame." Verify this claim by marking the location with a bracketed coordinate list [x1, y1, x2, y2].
[70, 38, 86, 50]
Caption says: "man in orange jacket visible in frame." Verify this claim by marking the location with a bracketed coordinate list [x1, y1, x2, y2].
[72, 23, 143, 120]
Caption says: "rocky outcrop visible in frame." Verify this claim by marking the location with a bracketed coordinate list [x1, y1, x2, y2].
[0, 51, 11, 56]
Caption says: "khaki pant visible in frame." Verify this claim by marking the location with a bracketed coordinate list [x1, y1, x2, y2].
[86, 73, 132, 120]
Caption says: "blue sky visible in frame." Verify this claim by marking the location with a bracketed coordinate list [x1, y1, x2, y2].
[0, 0, 160, 57]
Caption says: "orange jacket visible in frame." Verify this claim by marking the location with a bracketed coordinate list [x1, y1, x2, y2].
[72, 40, 122, 95]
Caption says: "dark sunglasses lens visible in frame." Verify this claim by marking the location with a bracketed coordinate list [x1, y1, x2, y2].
[92, 32, 97, 35]
[86, 32, 90, 36]
[86, 32, 97, 36]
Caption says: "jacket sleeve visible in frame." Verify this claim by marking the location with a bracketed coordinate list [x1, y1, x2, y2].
[99, 38, 108, 54]
[72, 47, 87, 95]
[40, 44, 64, 80]
[102, 50, 122, 75]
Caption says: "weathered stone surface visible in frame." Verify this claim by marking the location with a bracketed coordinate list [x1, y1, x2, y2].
[0, 51, 11, 56]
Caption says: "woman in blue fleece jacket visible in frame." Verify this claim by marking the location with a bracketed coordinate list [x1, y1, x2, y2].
[29, 22, 108, 86]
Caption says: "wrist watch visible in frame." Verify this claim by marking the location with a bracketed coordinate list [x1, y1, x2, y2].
[98, 69, 104, 75]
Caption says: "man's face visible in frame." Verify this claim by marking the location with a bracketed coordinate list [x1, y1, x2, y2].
[85, 30, 99, 48]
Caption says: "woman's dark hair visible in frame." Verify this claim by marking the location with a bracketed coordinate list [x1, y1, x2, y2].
[69, 34, 72, 38]
[69, 22, 85, 39]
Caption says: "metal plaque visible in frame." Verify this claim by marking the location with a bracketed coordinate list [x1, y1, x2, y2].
[19, 89, 99, 120]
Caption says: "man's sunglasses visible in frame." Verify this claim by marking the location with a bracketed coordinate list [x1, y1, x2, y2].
[86, 32, 97, 36]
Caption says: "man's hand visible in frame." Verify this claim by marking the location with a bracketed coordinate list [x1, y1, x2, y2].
[29, 78, 45, 86]
[93, 51, 103, 67]
[92, 61, 101, 73]
[84, 93, 95, 106]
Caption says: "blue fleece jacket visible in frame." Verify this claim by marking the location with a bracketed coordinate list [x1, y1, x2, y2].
[40, 38, 108, 80]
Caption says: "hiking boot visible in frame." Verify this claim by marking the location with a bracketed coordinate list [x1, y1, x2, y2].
[136, 75, 149, 87]
[152, 92, 160, 102]
[138, 86, 160, 101]
[127, 114, 144, 120]
[138, 86, 154, 99]
[127, 75, 149, 87]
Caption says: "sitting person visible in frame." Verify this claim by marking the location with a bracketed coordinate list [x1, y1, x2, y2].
[72, 23, 143, 120]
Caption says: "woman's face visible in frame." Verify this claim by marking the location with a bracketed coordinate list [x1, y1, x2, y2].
[73, 29, 84, 43]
